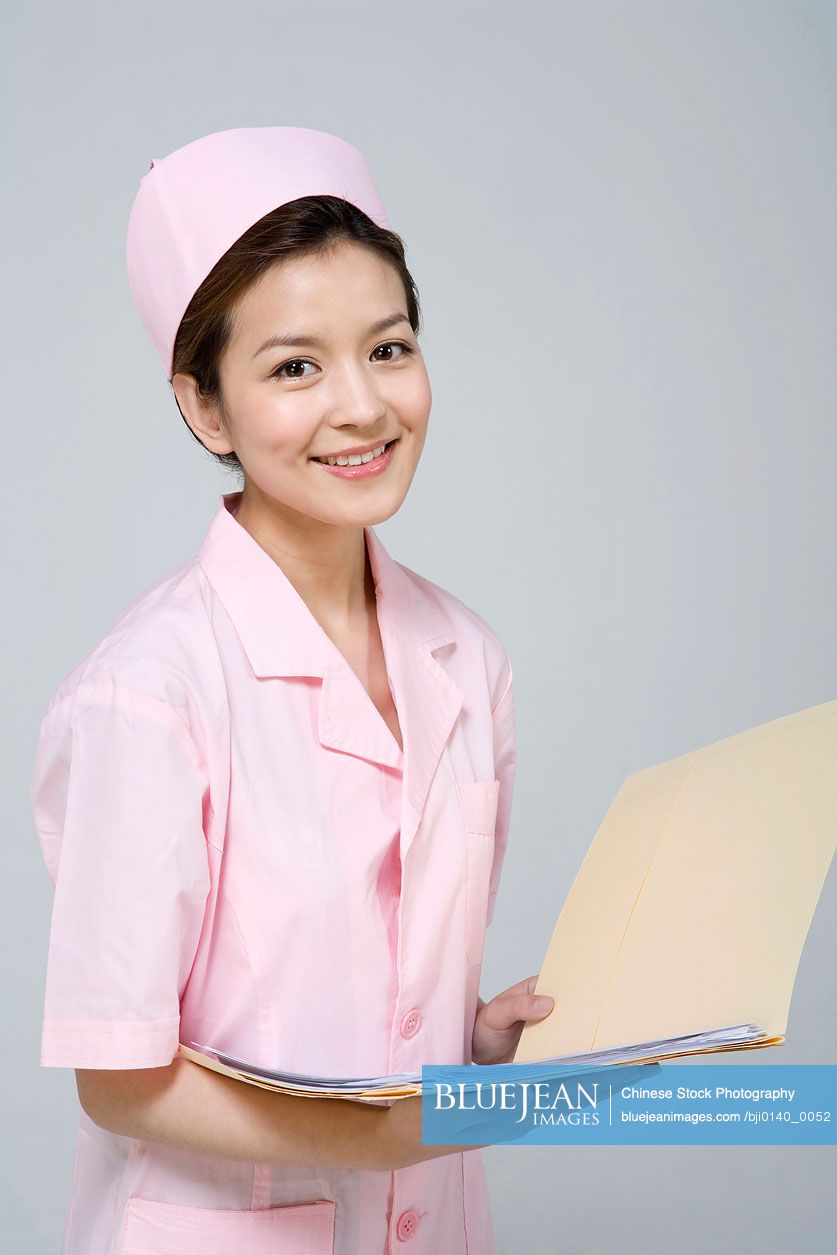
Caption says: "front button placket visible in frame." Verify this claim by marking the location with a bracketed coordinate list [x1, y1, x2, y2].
[367, 529, 453, 1244]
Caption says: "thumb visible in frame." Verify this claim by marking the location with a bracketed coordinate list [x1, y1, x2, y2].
[489, 976, 554, 1025]
[525, 974, 554, 1017]
[504, 990, 554, 1024]
[529, 993, 554, 1017]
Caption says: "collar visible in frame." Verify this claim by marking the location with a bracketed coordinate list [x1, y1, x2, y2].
[196, 491, 455, 678]
[196, 492, 464, 844]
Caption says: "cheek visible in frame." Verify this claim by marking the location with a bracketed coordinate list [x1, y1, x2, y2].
[396, 369, 432, 425]
[237, 401, 319, 458]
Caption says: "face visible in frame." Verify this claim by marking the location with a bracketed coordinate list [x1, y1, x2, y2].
[173, 240, 432, 531]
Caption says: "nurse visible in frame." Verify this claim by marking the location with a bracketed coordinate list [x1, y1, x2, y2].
[30, 127, 554, 1254]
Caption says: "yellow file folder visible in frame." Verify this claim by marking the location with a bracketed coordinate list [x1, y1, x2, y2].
[514, 699, 837, 1064]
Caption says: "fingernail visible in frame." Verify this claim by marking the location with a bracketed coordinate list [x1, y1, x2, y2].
[533, 996, 553, 1013]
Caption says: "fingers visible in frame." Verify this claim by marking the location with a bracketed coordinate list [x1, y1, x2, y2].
[484, 977, 555, 1026]
[484, 991, 553, 1028]
[513, 992, 553, 1023]
[499, 974, 541, 998]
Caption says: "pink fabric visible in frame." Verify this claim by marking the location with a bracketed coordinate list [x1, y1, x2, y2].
[30, 490, 516, 1254]
[125, 127, 391, 379]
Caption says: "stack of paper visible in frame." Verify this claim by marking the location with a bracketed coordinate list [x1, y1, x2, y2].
[177, 1042, 421, 1104]
[178, 698, 837, 1104]
[178, 1022, 780, 1104]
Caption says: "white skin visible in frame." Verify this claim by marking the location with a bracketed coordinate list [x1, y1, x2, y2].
[173, 237, 554, 1067]
[173, 238, 431, 635]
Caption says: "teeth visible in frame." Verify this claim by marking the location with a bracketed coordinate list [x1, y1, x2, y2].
[317, 442, 389, 467]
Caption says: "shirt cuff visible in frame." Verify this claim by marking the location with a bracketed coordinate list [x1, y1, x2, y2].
[40, 1015, 180, 1068]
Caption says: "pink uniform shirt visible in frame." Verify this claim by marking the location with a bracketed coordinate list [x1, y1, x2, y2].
[30, 489, 516, 1254]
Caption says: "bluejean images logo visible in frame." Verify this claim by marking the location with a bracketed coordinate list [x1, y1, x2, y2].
[434, 1070, 607, 1125]
[420, 1063, 837, 1146]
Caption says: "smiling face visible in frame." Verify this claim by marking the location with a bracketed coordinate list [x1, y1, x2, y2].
[173, 239, 432, 530]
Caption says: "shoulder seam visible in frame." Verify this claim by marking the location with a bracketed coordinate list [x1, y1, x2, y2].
[43, 682, 207, 780]
[490, 657, 514, 716]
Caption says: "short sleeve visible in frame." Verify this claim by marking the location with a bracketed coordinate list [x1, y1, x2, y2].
[29, 682, 211, 1069]
[487, 656, 516, 928]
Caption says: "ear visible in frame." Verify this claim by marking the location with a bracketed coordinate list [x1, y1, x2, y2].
[171, 372, 236, 457]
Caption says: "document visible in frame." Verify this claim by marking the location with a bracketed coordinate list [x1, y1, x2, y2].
[177, 1042, 422, 1104]
[514, 698, 837, 1064]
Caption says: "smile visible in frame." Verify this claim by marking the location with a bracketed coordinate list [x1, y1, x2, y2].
[313, 440, 393, 466]
[310, 439, 398, 480]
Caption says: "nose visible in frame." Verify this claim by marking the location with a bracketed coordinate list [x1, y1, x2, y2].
[328, 360, 388, 430]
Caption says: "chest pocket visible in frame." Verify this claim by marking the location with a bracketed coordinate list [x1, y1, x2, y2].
[118, 1195, 336, 1254]
[455, 779, 500, 966]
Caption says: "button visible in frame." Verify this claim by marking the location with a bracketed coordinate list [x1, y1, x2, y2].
[400, 1008, 421, 1039]
[396, 1209, 420, 1241]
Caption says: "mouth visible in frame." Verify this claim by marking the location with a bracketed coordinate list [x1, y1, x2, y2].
[310, 438, 399, 467]
[310, 437, 400, 480]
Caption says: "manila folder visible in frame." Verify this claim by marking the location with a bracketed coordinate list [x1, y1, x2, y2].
[514, 699, 837, 1063]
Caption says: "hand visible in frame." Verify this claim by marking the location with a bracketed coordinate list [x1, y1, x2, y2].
[471, 975, 555, 1066]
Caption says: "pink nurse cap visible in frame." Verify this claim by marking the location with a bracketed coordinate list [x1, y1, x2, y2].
[125, 126, 391, 380]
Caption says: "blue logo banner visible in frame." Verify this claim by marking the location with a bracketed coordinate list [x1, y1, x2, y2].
[420, 1062, 837, 1145]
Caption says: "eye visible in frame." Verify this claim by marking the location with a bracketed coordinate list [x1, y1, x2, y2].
[371, 340, 414, 362]
[269, 341, 413, 382]
[270, 358, 316, 381]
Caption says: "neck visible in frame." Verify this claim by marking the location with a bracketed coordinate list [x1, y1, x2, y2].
[231, 489, 376, 630]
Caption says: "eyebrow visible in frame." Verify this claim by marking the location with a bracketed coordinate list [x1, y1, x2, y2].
[253, 312, 412, 358]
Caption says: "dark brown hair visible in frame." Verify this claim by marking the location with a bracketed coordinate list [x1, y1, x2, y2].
[171, 195, 422, 473]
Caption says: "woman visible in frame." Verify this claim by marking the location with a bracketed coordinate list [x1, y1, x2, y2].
[30, 126, 554, 1255]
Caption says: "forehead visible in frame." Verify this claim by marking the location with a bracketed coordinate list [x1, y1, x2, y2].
[234, 241, 403, 331]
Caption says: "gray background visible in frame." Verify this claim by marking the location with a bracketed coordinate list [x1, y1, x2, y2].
[3, 0, 835, 1250]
